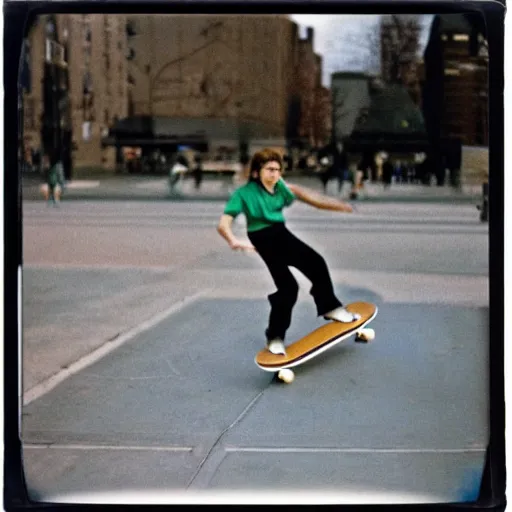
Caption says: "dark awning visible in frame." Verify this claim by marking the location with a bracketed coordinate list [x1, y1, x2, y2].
[102, 135, 208, 147]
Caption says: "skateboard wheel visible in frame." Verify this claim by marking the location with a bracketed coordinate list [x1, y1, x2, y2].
[278, 369, 295, 383]
[355, 328, 375, 342]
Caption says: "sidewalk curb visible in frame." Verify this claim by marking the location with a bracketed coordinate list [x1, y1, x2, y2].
[21, 188, 481, 204]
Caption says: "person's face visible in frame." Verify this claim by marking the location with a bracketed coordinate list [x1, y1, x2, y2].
[258, 160, 282, 187]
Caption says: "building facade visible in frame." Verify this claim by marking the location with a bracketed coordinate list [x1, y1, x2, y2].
[330, 72, 372, 143]
[125, 15, 331, 155]
[23, 13, 128, 172]
[422, 13, 488, 147]
[23, 14, 331, 171]
[125, 14, 293, 155]
[292, 30, 331, 148]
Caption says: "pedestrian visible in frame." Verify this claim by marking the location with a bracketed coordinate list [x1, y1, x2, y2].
[32, 148, 41, 175]
[331, 145, 348, 195]
[40, 154, 65, 206]
[316, 143, 344, 195]
[192, 154, 204, 190]
[318, 154, 332, 193]
[168, 154, 188, 194]
[382, 156, 393, 189]
[217, 148, 360, 355]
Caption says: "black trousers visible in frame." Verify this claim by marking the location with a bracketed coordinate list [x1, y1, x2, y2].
[248, 223, 342, 341]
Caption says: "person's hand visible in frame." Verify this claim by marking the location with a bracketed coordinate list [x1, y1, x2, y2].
[337, 202, 353, 213]
[230, 239, 256, 252]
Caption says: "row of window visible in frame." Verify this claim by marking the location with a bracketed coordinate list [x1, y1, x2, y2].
[79, 16, 125, 128]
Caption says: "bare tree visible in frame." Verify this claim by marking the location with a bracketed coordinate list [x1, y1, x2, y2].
[339, 15, 422, 83]
[380, 15, 422, 84]
[341, 21, 381, 75]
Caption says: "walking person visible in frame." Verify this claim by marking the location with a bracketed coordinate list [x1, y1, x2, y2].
[329, 143, 348, 195]
[217, 148, 360, 355]
[382, 156, 394, 189]
[40, 154, 65, 206]
[192, 154, 204, 190]
[168, 153, 188, 195]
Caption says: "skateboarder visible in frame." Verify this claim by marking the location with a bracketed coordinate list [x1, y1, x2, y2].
[217, 148, 360, 355]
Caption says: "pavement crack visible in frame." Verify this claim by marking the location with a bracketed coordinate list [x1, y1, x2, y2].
[164, 358, 181, 376]
[186, 389, 265, 489]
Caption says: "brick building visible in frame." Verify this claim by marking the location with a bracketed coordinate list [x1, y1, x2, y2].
[291, 30, 331, 148]
[422, 13, 488, 147]
[23, 14, 128, 171]
[124, 15, 331, 156]
[313, 84, 332, 148]
[23, 14, 331, 171]
[123, 15, 295, 156]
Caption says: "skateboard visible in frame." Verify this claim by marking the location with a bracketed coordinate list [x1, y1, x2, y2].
[255, 301, 378, 383]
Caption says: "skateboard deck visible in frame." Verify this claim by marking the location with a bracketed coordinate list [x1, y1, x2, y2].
[255, 301, 378, 372]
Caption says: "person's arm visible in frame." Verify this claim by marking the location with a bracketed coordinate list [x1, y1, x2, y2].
[286, 183, 353, 212]
[217, 214, 256, 251]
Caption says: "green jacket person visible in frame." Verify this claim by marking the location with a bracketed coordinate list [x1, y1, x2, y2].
[217, 148, 360, 355]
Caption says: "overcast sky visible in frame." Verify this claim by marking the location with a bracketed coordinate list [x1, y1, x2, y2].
[290, 14, 434, 86]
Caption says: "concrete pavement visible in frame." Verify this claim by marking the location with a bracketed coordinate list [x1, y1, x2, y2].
[22, 294, 488, 502]
[20, 199, 489, 504]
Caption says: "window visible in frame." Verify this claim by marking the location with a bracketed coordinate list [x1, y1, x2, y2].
[82, 121, 92, 141]
[83, 71, 92, 94]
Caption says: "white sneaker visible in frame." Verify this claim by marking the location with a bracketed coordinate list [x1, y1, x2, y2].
[324, 306, 361, 323]
[267, 338, 286, 355]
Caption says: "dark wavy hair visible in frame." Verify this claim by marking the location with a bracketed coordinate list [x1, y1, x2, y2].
[249, 148, 284, 182]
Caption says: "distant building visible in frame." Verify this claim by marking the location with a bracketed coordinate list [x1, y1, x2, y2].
[121, 15, 330, 157]
[23, 14, 128, 171]
[330, 71, 429, 162]
[292, 29, 331, 149]
[422, 13, 488, 147]
[330, 72, 372, 143]
[121, 15, 295, 158]
[347, 82, 428, 152]
[313, 84, 332, 148]
[24, 14, 332, 171]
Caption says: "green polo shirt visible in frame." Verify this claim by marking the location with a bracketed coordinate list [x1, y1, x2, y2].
[223, 179, 296, 232]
